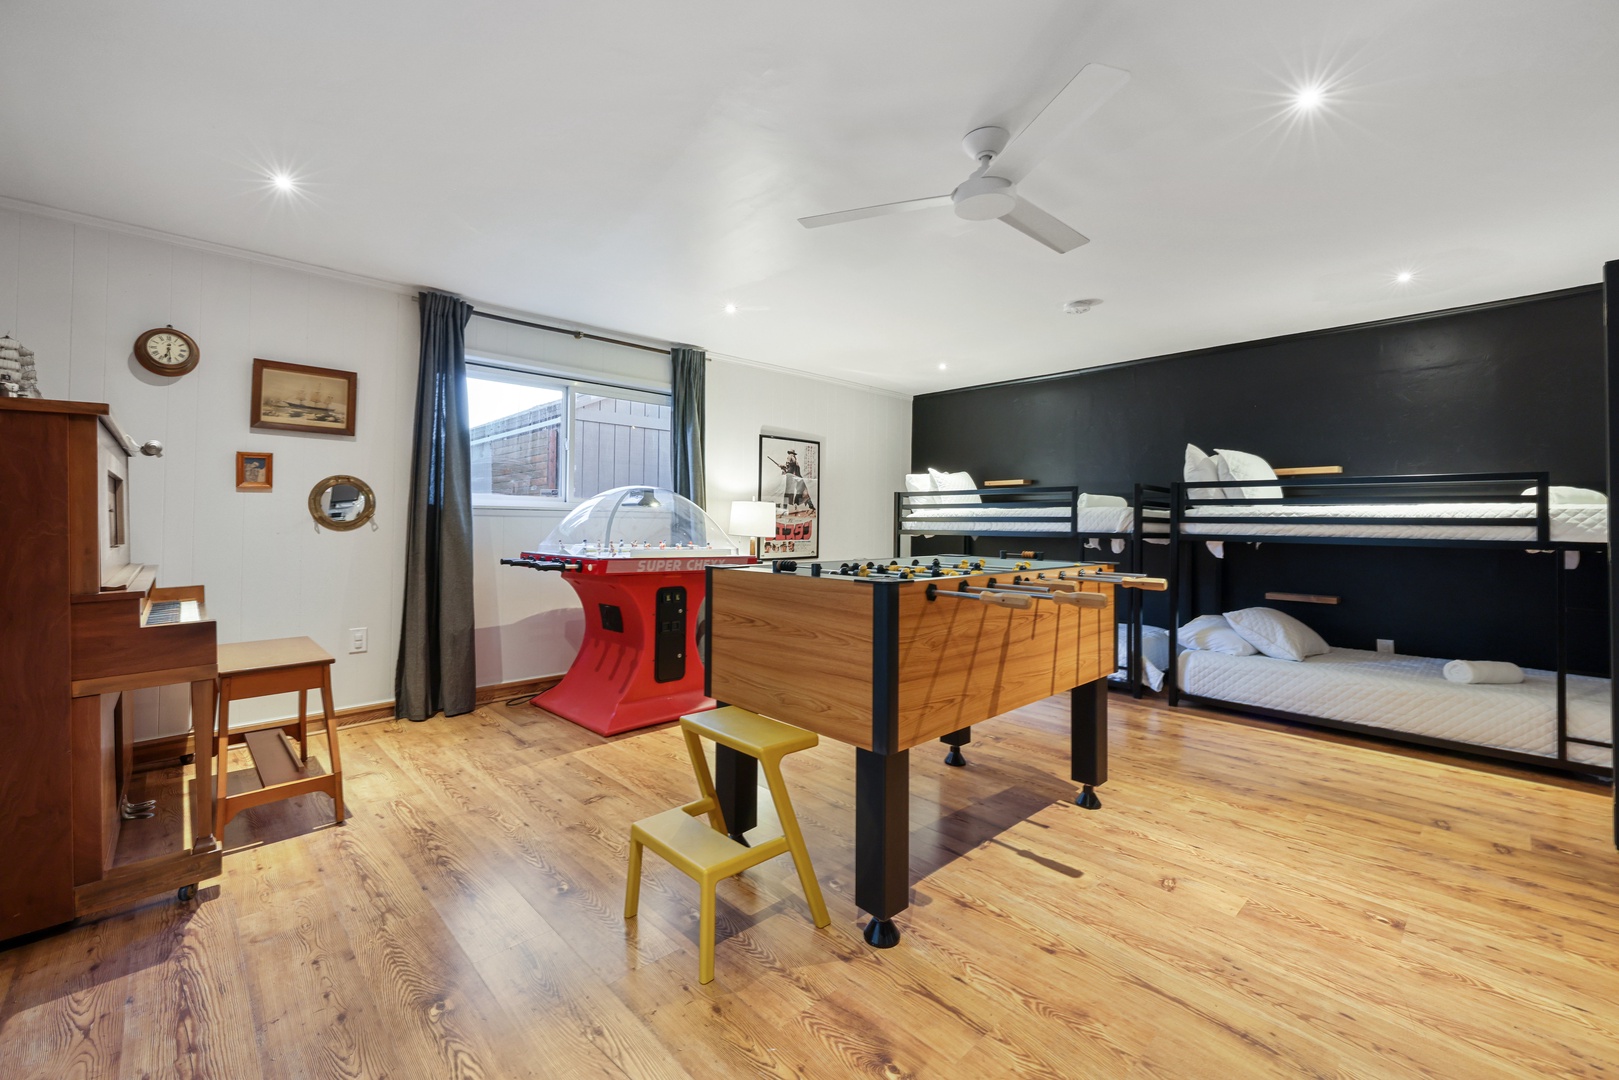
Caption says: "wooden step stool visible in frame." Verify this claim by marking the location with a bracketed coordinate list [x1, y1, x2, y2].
[215, 637, 345, 832]
[625, 706, 830, 983]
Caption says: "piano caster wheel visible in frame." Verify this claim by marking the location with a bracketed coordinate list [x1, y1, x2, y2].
[943, 746, 967, 767]
[1075, 785, 1103, 810]
[862, 918, 901, 948]
[177, 884, 197, 903]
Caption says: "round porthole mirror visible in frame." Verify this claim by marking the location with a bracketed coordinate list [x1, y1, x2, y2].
[308, 474, 377, 531]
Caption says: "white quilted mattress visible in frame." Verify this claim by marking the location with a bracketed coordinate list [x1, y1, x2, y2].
[1179, 501, 1607, 544]
[1179, 647, 1611, 767]
[901, 504, 1138, 535]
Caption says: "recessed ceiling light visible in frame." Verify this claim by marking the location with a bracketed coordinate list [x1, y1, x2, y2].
[938, 363, 947, 371]
[1294, 85, 1325, 111]
[1395, 271, 1414, 284]
[271, 172, 296, 193]
[723, 303, 737, 315]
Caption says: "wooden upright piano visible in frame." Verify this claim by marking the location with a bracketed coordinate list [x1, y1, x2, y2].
[0, 398, 220, 943]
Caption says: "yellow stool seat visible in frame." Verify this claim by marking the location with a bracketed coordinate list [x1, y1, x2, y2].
[625, 708, 830, 984]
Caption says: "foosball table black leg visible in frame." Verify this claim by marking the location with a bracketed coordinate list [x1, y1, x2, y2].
[940, 727, 971, 767]
[1070, 680, 1108, 811]
[715, 743, 759, 846]
[856, 747, 909, 948]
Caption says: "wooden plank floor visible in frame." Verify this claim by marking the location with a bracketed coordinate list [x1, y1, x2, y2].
[2, 695, 1617, 1078]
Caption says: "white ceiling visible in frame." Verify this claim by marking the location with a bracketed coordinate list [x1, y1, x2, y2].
[4, 1, 1618, 394]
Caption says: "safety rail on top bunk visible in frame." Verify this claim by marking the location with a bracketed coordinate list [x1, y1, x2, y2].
[1164, 470, 1592, 549]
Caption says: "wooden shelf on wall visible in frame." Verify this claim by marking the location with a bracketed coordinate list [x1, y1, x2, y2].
[1265, 592, 1340, 605]
[982, 479, 1035, 487]
[1273, 466, 1344, 476]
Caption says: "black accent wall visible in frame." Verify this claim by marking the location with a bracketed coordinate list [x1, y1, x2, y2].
[912, 286, 1609, 674]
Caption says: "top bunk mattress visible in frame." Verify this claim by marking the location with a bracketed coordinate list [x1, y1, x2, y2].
[1178, 646, 1611, 767]
[1178, 501, 1606, 545]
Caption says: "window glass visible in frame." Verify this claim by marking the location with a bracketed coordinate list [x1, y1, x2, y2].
[572, 389, 673, 501]
[467, 361, 672, 507]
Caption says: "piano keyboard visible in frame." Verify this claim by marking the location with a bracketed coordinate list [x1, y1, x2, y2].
[145, 600, 201, 625]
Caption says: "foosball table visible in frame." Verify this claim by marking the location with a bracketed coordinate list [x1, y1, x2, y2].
[704, 553, 1166, 946]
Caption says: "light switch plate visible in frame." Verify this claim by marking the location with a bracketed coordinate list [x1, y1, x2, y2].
[349, 627, 368, 653]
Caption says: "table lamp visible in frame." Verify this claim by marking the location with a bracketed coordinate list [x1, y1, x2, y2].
[729, 500, 777, 558]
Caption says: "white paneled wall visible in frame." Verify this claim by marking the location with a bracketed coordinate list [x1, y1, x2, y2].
[0, 207, 417, 738]
[0, 204, 914, 734]
[707, 357, 912, 560]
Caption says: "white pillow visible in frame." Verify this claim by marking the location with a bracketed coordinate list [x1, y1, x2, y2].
[905, 472, 941, 506]
[1223, 607, 1329, 662]
[1521, 485, 1606, 505]
[1081, 493, 1128, 508]
[1184, 444, 1222, 500]
[928, 468, 981, 505]
[1214, 447, 1281, 500]
[1177, 614, 1258, 656]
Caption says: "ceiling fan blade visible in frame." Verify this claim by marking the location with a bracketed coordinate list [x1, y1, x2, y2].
[999, 198, 1089, 253]
[990, 63, 1129, 183]
[798, 195, 953, 229]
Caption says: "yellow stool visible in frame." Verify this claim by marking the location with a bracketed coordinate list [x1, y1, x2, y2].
[625, 706, 830, 984]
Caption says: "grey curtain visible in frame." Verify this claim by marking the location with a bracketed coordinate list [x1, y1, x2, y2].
[396, 290, 476, 722]
[671, 345, 706, 506]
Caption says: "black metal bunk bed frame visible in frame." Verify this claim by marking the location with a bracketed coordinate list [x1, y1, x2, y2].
[893, 484, 1175, 695]
[1160, 470, 1612, 778]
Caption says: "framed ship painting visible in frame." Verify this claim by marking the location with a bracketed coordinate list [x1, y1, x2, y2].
[758, 434, 820, 559]
[252, 358, 358, 436]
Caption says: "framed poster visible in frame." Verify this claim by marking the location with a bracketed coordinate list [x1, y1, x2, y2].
[252, 358, 358, 436]
[758, 434, 820, 559]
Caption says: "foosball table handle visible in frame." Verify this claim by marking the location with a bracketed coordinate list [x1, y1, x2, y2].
[1052, 591, 1109, 609]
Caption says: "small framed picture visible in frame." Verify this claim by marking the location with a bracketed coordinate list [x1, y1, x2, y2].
[236, 451, 273, 491]
[252, 357, 358, 436]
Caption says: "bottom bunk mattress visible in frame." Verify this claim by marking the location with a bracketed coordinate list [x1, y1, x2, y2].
[1178, 647, 1611, 768]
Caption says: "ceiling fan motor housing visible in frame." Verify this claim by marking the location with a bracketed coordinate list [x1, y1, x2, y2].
[953, 175, 1016, 220]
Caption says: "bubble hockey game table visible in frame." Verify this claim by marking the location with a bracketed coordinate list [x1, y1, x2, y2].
[502, 486, 753, 735]
[704, 554, 1166, 947]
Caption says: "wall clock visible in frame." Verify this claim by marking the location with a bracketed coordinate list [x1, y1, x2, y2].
[134, 325, 200, 377]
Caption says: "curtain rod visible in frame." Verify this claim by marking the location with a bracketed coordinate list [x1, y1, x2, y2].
[470, 309, 671, 356]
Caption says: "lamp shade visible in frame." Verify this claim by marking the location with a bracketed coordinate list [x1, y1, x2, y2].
[729, 500, 777, 538]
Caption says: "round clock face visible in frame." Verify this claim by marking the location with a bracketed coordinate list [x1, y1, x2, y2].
[144, 332, 191, 367]
[134, 326, 199, 377]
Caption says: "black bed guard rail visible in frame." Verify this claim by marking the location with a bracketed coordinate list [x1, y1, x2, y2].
[1168, 471, 1562, 547]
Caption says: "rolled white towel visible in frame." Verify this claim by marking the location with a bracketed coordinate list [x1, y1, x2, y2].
[1443, 660, 1525, 684]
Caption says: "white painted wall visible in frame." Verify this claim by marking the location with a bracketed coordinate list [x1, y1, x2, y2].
[706, 356, 913, 561]
[1, 204, 914, 733]
[471, 355, 914, 687]
[0, 206, 417, 738]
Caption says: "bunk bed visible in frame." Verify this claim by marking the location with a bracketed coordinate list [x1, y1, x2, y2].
[1163, 469, 1613, 776]
[893, 474, 1173, 693]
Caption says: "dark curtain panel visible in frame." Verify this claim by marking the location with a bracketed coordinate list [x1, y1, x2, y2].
[396, 290, 476, 722]
[671, 344, 706, 506]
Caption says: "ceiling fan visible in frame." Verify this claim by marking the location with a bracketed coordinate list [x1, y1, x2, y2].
[797, 63, 1129, 254]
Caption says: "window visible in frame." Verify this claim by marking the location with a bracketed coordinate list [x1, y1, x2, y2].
[468, 361, 672, 508]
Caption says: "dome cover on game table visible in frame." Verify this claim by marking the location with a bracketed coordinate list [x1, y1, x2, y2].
[538, 486, 741, 557]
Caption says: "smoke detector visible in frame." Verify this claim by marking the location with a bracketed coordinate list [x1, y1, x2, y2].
[1063, 298, 1102, 315]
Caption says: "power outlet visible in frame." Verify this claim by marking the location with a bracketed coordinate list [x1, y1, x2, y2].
[349, 627, 368, 654]
[1376, 638, 1395, 654]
